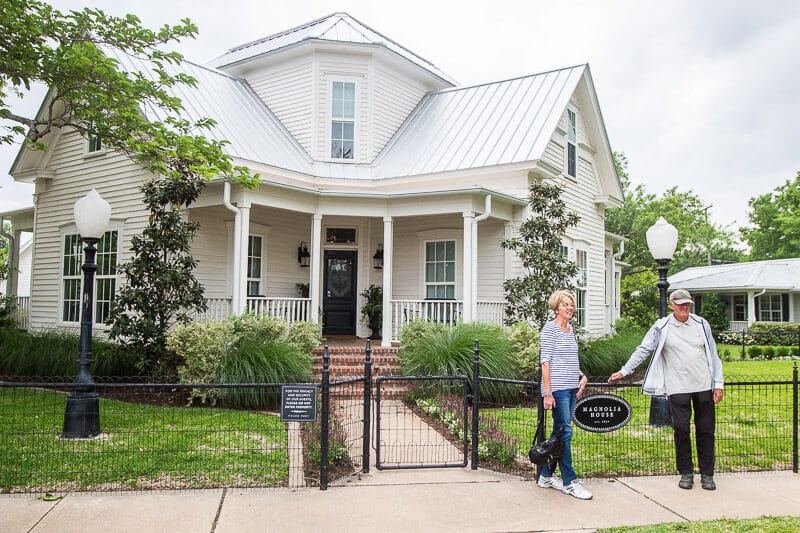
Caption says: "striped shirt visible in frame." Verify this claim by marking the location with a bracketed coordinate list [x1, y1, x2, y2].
[540, 321, 580, 393]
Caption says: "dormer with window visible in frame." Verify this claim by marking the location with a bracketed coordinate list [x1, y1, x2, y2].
[330, 80, 356, 160]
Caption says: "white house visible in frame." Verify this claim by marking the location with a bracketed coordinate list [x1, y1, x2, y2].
[2, 13, 624, 346]
[669, 258, 800, 332]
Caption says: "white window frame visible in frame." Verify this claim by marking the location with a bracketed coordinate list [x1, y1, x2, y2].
[247, 234, 264, 297]
[575, 248, 588, 327]
[329, 79, 357, 161]
[417, 229, 461, 301]
[758, 294, 782, 322]
[565, 109, 577, 178]
[59, 228, 120, 327]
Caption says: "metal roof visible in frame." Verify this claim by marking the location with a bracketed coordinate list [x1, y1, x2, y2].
[374, 66, 587, 178]
[207, 12, 455, 85]
[669, 258, 800, 292]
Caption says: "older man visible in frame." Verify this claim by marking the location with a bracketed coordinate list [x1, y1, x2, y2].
[608, 289, 724, 490]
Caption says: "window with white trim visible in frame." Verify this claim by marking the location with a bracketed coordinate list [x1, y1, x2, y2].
[247, 235, 263, 297]
[88, 132, 102, 153]
[566, 109, 577, 178]
[758, 294, 782, 322]
[330, 81, 355, 160]
[61, 230, 118, 324]
[575, 249, 587, 327]
[425, 240, 455, 299]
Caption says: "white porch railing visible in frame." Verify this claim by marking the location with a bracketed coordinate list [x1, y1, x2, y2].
[13, 297, 29, 330]
[246, 297, 311, 324]
[197, 297, 312, 324]
[729, 321, 748, 333]
[389, 299, 507, 341]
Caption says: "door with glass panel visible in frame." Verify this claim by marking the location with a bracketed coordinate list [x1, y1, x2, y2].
[322, 250, 357, 335]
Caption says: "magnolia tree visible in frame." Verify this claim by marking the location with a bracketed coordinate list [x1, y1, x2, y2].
[502, 178, 579, 330]
[2, 1, 257, 373]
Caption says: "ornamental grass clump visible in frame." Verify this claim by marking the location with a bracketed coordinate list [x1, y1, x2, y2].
[399, 321, 519, 403]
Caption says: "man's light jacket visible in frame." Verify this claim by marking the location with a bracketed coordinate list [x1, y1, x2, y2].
[620, 313, 725, 396]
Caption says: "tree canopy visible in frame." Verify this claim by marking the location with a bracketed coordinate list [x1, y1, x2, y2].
[1, 0, 256, 187]
[740, 172, 800, 260]
[606, 153, 742, 276]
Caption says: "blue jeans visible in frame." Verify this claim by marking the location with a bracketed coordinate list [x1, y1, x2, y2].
[540, 388, 577, 484]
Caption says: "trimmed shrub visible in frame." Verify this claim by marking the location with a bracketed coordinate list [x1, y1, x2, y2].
[775, 346, 790, 358]
[508, 321, 540, 381]
[761, 346, 775, 359]
[168, 314, 320, 407]
[747, 345, 763, 359]
[748, 322, 800, 346]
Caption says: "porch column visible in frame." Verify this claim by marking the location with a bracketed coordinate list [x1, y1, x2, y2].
[462, 212, 474, 323]
[381, 217, 393, 347]
[309, 214, 322, 324]
[5, 230, 21, 297]
[237, 203, 251, 314]
[747, 291, 757, 325]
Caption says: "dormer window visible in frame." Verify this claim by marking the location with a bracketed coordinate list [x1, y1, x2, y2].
[88, 131, 102, 153]
[331, 81, 355, 160]
[566, 109, 577, 178]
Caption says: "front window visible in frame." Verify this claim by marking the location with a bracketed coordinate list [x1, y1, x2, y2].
[733, 295, 746, 321]
[425, 240, 455, 299]
[566, 109, 577, 178]
[61, 230, 118, 324]
[758, 294, 782, 322]
[247, 235, 263, 297]
[330, 81, 355, 159]
[575, 249, 587, 327]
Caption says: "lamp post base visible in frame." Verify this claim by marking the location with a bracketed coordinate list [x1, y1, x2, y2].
[62, 395, 101, 438]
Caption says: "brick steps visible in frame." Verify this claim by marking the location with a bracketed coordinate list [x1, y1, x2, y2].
[312, 345, 407, 398]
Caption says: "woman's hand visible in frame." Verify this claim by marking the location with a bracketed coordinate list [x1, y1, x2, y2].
[543, 395, 555, 410]
[577, 375, 588, 399]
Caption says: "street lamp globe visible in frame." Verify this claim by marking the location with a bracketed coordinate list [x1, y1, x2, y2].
[646, 216, 678, 261]
[74, 188, 111, 240]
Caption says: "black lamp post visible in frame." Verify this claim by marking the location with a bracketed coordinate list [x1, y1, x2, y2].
[62, 189, 111, 439]
[645, 216, 678, 427]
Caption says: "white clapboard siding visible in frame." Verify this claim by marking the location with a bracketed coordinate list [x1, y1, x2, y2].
[28, 130, 149, 331]
[373, 65, 428, 159]
[247, 59, 315, 154]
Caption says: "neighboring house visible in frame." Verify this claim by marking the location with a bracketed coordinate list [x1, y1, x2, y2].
[669, 258, 800, 332]
[2, 13, 624, 345]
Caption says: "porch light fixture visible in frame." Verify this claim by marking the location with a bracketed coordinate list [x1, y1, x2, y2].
[62, 188, 111, 439]
[645, 216, 678, 428]
[373, 244, 383, 270]
[297, 241, 310, 268]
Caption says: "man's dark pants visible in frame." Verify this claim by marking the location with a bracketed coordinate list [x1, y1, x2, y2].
[669, 390, 715, 476]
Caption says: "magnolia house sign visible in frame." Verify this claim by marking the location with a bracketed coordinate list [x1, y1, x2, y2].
[573, 394, 632, 433]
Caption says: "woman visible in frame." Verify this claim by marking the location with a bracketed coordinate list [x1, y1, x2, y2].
[537, 290, 592, 499]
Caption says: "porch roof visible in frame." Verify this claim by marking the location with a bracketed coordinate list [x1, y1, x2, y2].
[668, 258, 800, 292]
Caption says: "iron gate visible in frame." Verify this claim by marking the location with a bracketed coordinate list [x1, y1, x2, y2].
[374, 375, 469, 470]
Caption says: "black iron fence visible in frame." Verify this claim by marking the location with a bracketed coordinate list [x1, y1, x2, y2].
[1, 344, 798, 494]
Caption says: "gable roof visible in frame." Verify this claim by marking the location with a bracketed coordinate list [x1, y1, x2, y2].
[374, 65, 586, 178]
[208, 12, 455, 85]
[669, 258, 800, 292]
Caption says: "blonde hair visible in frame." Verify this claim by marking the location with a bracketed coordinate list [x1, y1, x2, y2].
[548, 290, 575, 311]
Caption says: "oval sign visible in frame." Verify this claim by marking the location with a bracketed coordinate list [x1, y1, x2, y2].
[573, 394, 632, 433]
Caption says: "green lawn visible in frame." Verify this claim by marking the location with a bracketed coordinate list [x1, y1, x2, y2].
[599, 516, 800, 533]
[0, 387, 289, 492]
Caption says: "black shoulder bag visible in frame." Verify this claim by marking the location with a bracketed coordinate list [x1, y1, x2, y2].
[528, 414, 565, 466]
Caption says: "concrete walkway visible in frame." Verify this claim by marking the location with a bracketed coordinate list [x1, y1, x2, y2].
[3, 470, 799, 532]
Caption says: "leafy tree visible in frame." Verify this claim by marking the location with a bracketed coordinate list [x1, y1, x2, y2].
[740, 172, 800, 260]
[502, 177, 579, 329]
[606, 153, 742, 321]
[2, 1, 258, 371]
[699, 293, 729, 332]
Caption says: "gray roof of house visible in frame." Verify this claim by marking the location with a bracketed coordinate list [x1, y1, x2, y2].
[668, 258, 800, 292]
[108, 47, 591, 181]
[207, 12, 455, 85]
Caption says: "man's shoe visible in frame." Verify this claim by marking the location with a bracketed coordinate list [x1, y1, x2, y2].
[678, 473, 694, 489]
[537, 475, 564, 490]
[701, 474, 716, 490]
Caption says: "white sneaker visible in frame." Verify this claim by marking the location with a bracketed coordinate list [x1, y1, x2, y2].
[537, 475, 564, 490]
[562, 479, 593, 500]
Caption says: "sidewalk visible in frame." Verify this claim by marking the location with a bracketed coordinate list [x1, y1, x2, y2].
[3, 469, 799, 532]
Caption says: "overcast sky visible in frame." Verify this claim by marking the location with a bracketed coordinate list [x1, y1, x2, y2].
[2, 0, 798, 237]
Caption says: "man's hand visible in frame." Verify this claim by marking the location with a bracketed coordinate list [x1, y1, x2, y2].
[713, 388, 723, 404]
[608, 371, 624, 383]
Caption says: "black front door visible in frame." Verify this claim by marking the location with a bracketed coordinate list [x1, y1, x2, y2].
[323, 250, 357, 335]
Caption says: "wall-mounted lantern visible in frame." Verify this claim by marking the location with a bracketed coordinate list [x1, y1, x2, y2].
[297, 241, 310, 268]
[373, 244, 384, 270]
